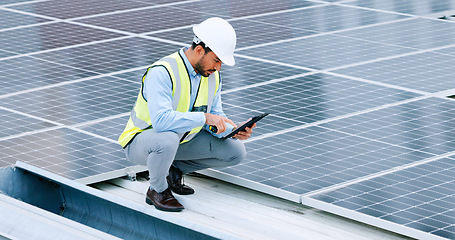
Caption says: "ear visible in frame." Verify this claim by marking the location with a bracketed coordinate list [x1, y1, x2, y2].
[195, 45, 205, 55]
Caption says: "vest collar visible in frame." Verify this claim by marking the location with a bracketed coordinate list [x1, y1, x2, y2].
[180, 47, 199, 78]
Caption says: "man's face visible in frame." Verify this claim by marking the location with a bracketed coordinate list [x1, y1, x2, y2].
[194, 49, 222, 77]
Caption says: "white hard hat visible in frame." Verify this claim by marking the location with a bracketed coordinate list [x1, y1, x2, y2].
[192, 17, 237, 66]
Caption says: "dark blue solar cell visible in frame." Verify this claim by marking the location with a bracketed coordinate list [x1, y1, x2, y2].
[2, 1, 455, 239]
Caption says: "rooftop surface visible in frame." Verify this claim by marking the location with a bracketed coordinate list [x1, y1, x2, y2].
[1, 0, 455, 239]
[92, 173, 414, 240]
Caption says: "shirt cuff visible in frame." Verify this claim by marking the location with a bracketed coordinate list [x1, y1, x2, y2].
[193, 112, 206, 128]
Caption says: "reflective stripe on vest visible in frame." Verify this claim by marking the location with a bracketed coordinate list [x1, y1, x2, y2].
[118, 51, 220, 147]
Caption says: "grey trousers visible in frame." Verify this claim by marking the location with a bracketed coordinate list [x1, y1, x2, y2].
[124, 128, 246, 193]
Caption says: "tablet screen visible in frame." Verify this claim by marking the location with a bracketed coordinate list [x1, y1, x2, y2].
[222, 113, 269, 139]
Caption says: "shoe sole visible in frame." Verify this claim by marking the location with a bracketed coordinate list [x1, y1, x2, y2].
[145, 198, 184, 212]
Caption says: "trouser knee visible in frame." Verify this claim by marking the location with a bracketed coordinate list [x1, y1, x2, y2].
[225, 140, 246, 166]
[151, 132, 180, 155]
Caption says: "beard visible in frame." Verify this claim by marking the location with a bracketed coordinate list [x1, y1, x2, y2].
[195, 58, 215, 77]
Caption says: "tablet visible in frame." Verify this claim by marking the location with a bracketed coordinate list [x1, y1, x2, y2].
[210, 113, 269, 139]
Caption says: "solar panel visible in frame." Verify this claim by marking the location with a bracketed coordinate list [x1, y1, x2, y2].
[1, 0, 455, 239]
[308, 157, 455, 240]
[347, 0, 455, 16]
[0, 76, 138, 125]
[0, 49, 14, 58]
[0, 127, 132, 179]
[0, 22, 125, 55]
[239, 4, 409, 33]
[217, 122, 436, 195]
[147, 18, 318, 50]
[0, 9, 50, 29]
[0, 108, 56, 139]
[0, 56, 96, 96]
[76, 6, 216, 34]
[33, 37, 180, 74]
[320, 98, 455, 155]
[8, 0, 155, 19]
[237, 33, 416, 70]
[436, 45, 455, 56]
[333, 51, 454, 93]
[339, 18, 455, 49]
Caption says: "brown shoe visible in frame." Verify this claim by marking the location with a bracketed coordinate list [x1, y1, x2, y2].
[145, 188, 184, 212]
[167, 165, 195, 195]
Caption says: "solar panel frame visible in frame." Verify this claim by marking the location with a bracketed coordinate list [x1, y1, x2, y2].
[1, 0, 455, 239]
[305, 156, 455, 240]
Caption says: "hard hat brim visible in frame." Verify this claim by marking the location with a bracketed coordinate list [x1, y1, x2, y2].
[222, 55, 235, 66]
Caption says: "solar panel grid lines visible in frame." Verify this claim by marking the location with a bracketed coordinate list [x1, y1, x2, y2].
[435, 45, 455, 56]
[0, 62, 145, 102]
[0, 0, 50, 8]
[323, 71, 432, 96]
[244, 94, 431, 145]
[237, 33, 417, 71]
[334, 0, 438, 21]
[232, 53, 315, 72]
[0, 76, 139, 125]
[2, 0, 455, 239]
[336, 18, 455, 50]
[0, 21, 128, 54]
[5, 0, 157, 20]
[0, 127, 133, 179]
[0, 8, 52, 31]
[346, 0, 455, 17]
[70, 5, 216, 34]
[0, 56, 100, 97]
[29, 37, 181, 72]
[0, 104, 64, 128]
[0, 34, 134, 63]
[233, 14, 414, 53]
[332, 51, 455, 93]
[322, 40, 455, 73]
[309, 157, 455, 239]
[0, 107, 60, 141]
[220, 72, 315, 95]
[319, 98, 455, 152]
[302, 148, 455, 198]
[218, 123, 439, 192]
[211, 0, 328, 22]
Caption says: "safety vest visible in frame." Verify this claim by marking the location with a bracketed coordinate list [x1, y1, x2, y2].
[118, 51, 220, 148]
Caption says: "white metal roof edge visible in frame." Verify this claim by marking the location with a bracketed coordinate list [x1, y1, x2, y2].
[0, 193, 122, 240]
[75, 165, 147, 185]
[198, 168, 302, 203]
[301, 196, 448, 240]
[12, 161, 244, 240]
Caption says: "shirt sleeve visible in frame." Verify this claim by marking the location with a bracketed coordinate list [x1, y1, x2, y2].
[143, 66, 205, 133]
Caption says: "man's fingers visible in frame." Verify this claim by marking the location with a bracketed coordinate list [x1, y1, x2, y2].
[217, 116, 236, 133]
[217, 121, 226, 133]
[225, 118, 237, 128]
[233, 122, 256, 140]
[217, 117, 229, 133]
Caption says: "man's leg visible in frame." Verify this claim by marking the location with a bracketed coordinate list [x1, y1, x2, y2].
[173, 130, 247, 174]
[124, 129, 184, 211]
[125, 129, 180, 192]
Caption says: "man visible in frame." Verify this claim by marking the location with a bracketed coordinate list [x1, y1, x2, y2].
[118, 17, 255, 212]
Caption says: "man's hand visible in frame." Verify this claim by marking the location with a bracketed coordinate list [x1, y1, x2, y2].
[233, 122, 256, 140]
[205, 113, 236, 134]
